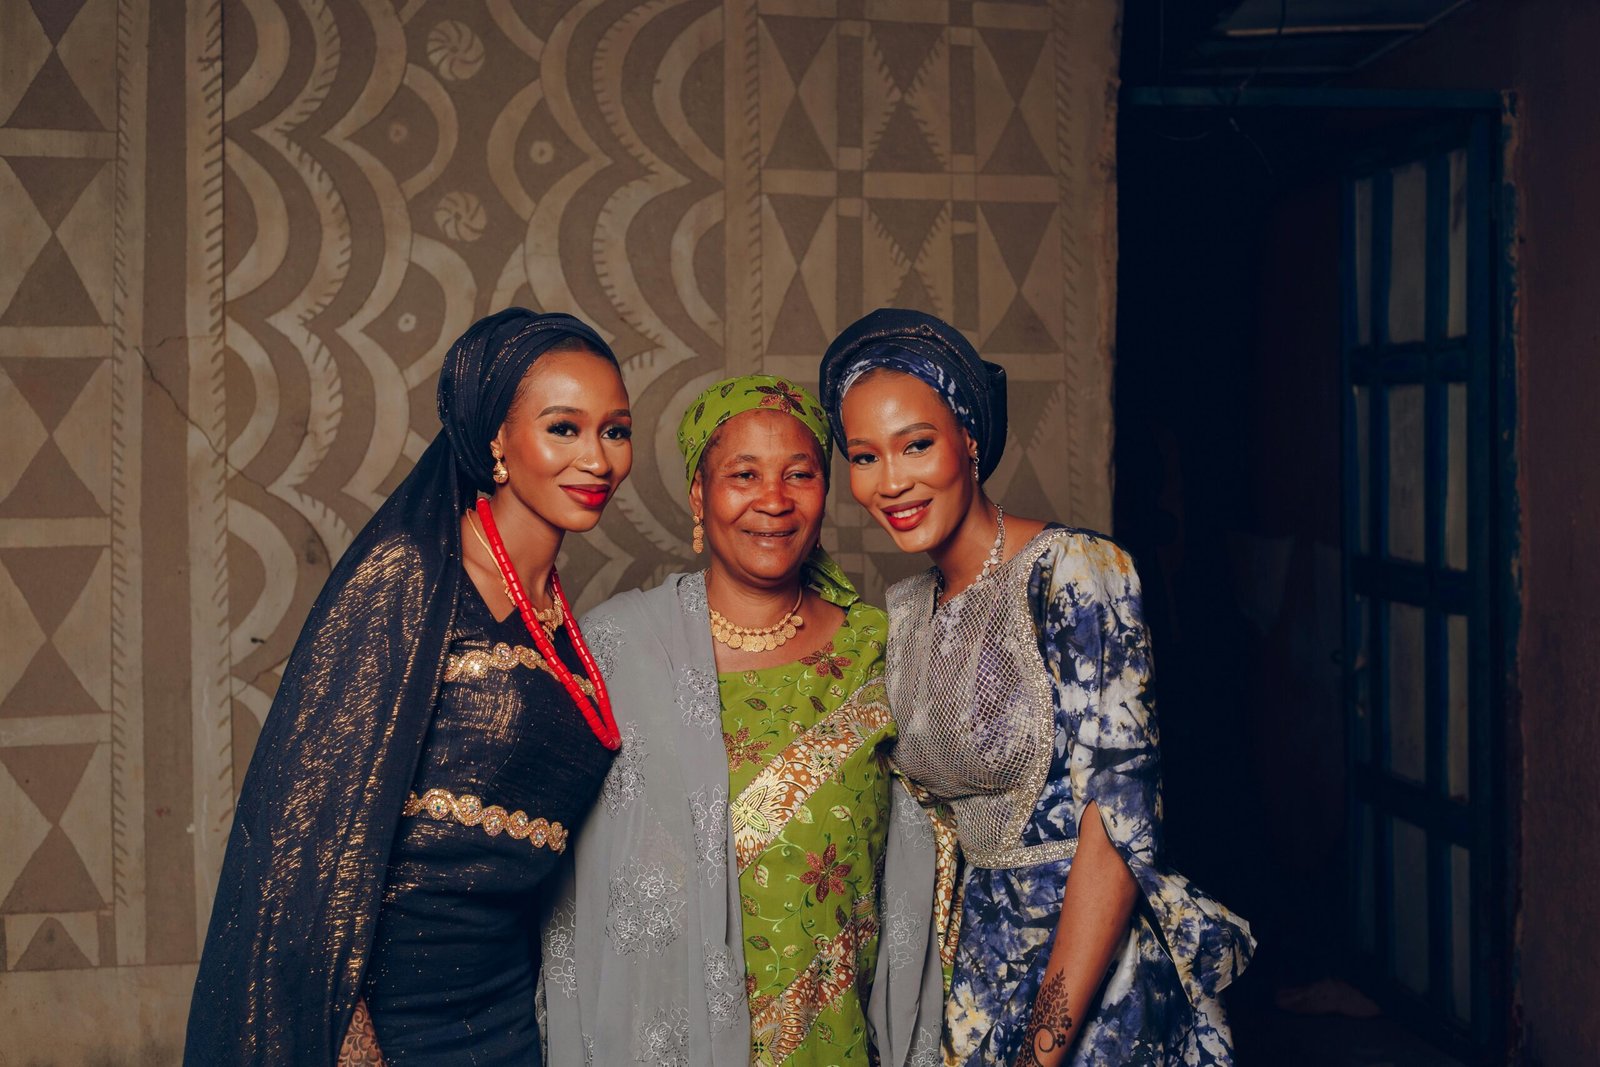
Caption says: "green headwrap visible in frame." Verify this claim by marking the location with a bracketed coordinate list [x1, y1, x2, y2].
[676, 374, 857, 608]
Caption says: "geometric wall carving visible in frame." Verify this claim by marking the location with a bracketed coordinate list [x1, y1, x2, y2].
[0, 0, 1119, 1059]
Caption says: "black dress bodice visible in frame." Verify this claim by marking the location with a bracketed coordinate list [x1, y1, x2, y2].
[362, 579, 615, 1064]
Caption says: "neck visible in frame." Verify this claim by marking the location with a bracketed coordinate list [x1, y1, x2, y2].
[484, 491, 563, 606]
[705, 562, 803, 623]
[929, 491, 999, 593]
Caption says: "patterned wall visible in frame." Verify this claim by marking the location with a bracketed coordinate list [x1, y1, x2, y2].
[0, 0, 1119, 1058]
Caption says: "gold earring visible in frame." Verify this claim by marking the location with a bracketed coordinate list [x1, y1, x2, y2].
[692, 515, 705, 554]
[491, 442, 509, 485]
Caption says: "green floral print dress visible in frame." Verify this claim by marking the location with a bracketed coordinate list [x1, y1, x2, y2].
[718, 602, 893, 1067]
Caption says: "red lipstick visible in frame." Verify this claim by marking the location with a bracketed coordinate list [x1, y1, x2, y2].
[882, 500, 931, 532]
[562, 484, 611, 509]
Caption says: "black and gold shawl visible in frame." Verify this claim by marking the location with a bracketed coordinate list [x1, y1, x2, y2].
[184, 310, 614, 1065]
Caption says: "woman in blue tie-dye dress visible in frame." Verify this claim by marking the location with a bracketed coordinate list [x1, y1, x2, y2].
[820, 309, 1254, 1066]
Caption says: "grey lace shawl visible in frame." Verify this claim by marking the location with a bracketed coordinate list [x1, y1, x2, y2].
[540, 571, 946, 1066]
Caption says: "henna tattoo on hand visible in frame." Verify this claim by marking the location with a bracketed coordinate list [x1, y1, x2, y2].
[338, 998, 386, 1067]
[1016, 971, 1074, 1067]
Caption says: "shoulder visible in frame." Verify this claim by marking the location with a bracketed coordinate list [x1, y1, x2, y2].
[322, 526, 434, 611]
[846, 599, 889, 631]
[581, 572, 698, 630]
[883, 568, 937, 622]
[1028, 526, 1140, 597]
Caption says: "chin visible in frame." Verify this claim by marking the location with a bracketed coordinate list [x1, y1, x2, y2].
[726, 551, 809, 585]
[536, 497, 608, 534]
[878, 507, 957, 556]
[558, 507, 607, 533]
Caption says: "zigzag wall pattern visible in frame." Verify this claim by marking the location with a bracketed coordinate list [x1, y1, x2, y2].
[0, 0, 1119, 1057]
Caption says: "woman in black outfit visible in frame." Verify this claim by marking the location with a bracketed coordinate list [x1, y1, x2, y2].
[185, 310, 632, 1065]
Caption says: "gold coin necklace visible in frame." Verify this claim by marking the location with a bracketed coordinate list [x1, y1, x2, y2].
[466, 510, 561, 634]
[708, 585, 805, 651]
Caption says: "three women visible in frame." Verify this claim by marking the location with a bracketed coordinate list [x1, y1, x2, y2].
[189, 303, 1251, 1066]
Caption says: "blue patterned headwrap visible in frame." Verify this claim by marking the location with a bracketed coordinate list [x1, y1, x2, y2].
[817, 308, 1008, 482]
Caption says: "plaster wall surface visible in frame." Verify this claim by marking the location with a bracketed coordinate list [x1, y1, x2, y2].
[0, 0, 1122, 1059]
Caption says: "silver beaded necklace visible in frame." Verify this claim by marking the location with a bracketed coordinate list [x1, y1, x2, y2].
[935, 503, 1006, 603]
[975, 503, 1007, 582]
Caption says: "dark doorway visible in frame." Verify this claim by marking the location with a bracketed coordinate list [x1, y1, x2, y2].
[1112, 92, 1514, 1066]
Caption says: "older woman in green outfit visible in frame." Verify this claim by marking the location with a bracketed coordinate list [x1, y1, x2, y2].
[542, 375, 952, 1067]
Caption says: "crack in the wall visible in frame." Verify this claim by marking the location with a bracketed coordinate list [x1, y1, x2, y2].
[133, 337, 274, 500]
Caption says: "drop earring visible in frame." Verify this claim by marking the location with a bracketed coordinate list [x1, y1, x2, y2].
[971, 455, 981, 483]
[491, 442, 509, 485]
[692, 515, 705, 554]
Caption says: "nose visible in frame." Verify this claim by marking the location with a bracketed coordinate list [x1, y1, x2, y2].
[574, 432, 613, 477]
[752, 474, 795, 515]
[877, 454, 913, 498]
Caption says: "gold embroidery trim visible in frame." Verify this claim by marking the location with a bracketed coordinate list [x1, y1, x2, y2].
[402, 787, 568, 853]
[444, 642, 596, 696]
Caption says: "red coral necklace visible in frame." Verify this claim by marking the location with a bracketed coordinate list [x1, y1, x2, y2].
[473, 498, 621, 751]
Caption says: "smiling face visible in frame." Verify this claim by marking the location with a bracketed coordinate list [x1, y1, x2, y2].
[490, 347, 633, 533]
[839, 368, 980, 556]
[690, 409, 827, 590]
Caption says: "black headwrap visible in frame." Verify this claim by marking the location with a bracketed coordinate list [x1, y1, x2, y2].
[818, 308, 1008, 482]
[185, 309, 613, 1065]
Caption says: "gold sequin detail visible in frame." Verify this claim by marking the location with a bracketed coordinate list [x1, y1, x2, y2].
[444, 641, 595, 696]
[402, 787, 568, 853]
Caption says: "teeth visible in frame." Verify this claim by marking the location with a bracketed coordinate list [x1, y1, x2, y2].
[887, 503, 928, 519]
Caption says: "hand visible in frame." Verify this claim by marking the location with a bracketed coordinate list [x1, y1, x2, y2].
[1015, 969, 1075, 1067]
[338, 998, 386, 1066]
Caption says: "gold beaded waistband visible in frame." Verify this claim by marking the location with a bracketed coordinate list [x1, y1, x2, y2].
[402, 788, 568, 854]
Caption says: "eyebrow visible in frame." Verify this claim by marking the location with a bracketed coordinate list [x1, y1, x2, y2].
[725, 452, 816, 463]
[537, 406, 633, 418]
[846, 422, 938, 447]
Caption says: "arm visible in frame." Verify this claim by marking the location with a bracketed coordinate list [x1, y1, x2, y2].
[1016, 802, 1138, 1067]
[1018, 535, 1158, 1066]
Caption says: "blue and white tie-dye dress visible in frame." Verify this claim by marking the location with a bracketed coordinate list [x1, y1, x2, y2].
[888, 527, 1255, 1066]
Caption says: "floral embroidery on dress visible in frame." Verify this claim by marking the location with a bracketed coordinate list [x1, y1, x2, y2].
[585, 614, 624, 677]
[719, 602, 893, 1067]
[678, 665, 720, 732]
[636, 1005, 691, 1066]
[799, 643, 852, 678]
[601, 721, 646, 815]
[704, 943, 743, 1030]
[688, 785, 729, 887]
[542, 898, 578, 998]
[680, 571, 708, 617]
[606, 855, 686, 957]
[723, 726, 769, 769]
[800, 843, 852, 902]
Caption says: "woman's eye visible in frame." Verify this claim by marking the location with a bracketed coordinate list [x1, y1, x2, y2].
[787, 470, 817, 481]
[603, 425, 633, 441]
[848, 453, 877, 466]
[547, 420, 579, 437]
[904, 438, 933, 455]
